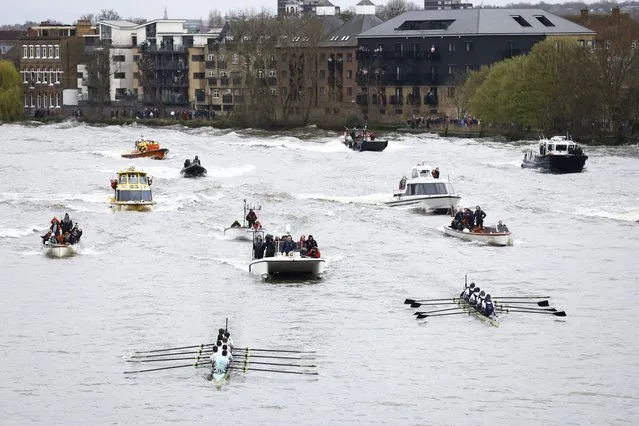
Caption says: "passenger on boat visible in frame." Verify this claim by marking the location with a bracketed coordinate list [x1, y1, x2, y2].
[482, 294, 496, 317]
[246, 209, 258, 228]
[230, 220, 242, 228]
[306, 235, 318, 250]
[463, 208, 475, 230]
[451, 209, 465, 230]
[432, 167, 440, 178]
[253, 235, 266, 259]
[184, 159, 191, 168]
[49, 217, 62, 236]
[307, 247, 321, 258]
[298, 235, 306, 249]
[460, 282, 475, 299]
[192, 156, 201, 166]
[497, 220, 509, 232]
[264, 234, 276, 258]
[280, 235, 297, 255]
[253, 220, 262, 230]
[399, 176, 407, 190]
[68, 224, 82, 244]
[474, 206, 486, 230]
[61, 213, 73, 234]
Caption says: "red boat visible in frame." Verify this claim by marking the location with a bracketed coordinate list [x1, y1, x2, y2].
[121, 138, 169, 160]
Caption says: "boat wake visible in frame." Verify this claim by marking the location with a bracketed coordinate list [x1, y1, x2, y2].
[574, 207, 639, 223]
[86, 150, 123, 159]
[294, 192, 388, 205]
[206, 164, 255, 178]
[0, 225, 44, 238]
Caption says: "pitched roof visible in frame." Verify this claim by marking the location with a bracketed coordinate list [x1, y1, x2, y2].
[357, 0, 376, 5]
[323, 14, 384, 47]
[316, 0, 336, 6]
[0, 30, 25, 41]
[99, 20, 138, 28]
[358, 8, 596, 38]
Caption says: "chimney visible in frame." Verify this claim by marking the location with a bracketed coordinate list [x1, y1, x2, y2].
[580, 8, 589, 22]
[612, 6, 620, 24]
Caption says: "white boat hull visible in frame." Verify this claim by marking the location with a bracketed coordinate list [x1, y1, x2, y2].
[443, 226, 512, 247]
[249, 254, 325, 279]
[43, 244, 76, 258]
[223, 227, 256, 241]
[386, 195, 461, 211]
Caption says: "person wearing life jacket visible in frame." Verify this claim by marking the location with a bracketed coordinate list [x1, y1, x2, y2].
[49, 217, 62, 236]
[253, 220, 262, 230]
[280, 234, 297, 255]
[482, 294, 496, 317]
[431, 167, 440, 178]
[246, 209, 258, 228]
[306, 235, 318, 250]
[307, 246, 321, 258]
[460, 283, 475, 300]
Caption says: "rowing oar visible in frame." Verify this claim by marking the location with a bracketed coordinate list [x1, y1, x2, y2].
[404, 298, 457, 304]
[416, 311, 473, 319]
[133, 343, 214, 354]
[233, 348, 316, 354]
[496, 304, 556, 311]
[124, 362, 209, 374]
[130, 351, 311, 360]
[492, 296, 550, 300]
[413, 307, 464, 315]
[494, 300, 550, 307]
[410, 301, 461, 308]
[496, 308, 566, 316]
[127, 358, 316, 368]
[227, 366, 318, 375]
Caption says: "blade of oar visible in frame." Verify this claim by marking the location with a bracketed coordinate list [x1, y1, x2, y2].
[228, 366, 318, 375]
[497, 308, 566, 316]
[416, 311, 472, 319]
[413, 306, 464, 315]
[494, 300, 550, 307]
[405, 298, 456, 304]
[124, 362, 208, 374]
[133, 343, 213, 354]
[410, 301, 459, 308]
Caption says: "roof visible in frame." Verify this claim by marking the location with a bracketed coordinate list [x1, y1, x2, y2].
[316, 0, 336, 6]
[358, 8, 596, 38]
[0, 30, 25, 41]
[99, 20, 138, 28]
[357, 0, 376, 5]
[323, 14, 384, 47]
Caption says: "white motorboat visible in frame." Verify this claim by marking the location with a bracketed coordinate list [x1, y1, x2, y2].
[385, 163, 461, 213]
[43, 242, 77, 258]
[223, 199, 264, 241]
[443, 224, 513, 247]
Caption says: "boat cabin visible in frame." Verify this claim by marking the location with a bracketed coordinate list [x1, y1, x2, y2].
[395, 163, 455, 196]
[538, 136, 584, 156]
[111, 167, 153, 202]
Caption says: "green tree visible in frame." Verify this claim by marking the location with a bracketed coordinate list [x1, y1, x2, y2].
[0, 60, 22, 121]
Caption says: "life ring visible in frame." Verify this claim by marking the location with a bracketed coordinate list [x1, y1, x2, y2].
[288, 251, 294, 257]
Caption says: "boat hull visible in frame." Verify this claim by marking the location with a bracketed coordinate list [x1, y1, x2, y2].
[212, 367, 231, 388]
[443, 226, 512, 246]
[249, 256, 325, 279]
[121, 148, 169, 160]
[386, 195, 461, 212]
[522, 154, 587, 173]
[457, 299, 499, 327]
[180, 164, 207, 178]
[43, 244, 76, 258]
[224, 227, 256, 241]
[344, 140, 388, 152]
[110, 201, 155, 212]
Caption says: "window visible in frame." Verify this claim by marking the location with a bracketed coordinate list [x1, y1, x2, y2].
[193, 72, 205, 79]
[212, 89, 220, 99]
[511, 16, 532, 27]
[319, 70, 325, 79]
[48, 45, 53, 58]
[113, 55, 126, 62]
[54, 45, 59, 58]
[346, 70, 352, 79]
[22, 45, 27, 58]
[447, 87, 456, 98]
[465, 41, 473, 52]
[24, 94, 28, 107]
[208, 70, 216, 77]
[42, 69, 48, 84]
[396, 66, 401, 81]
[396, 20, 455, 31]
[116, 190, 152, 202]
[195, 89, 205, 102]
[270, 88, 276, 95]
[192, 55, 204, 61]
[36, 68, 41, 83]
[268, 70, 276, 77]
[114, 72, 126, 79]
[448, 42, 456, 52]
[55, 68, 60, 84]
[346, 53, 352, 62]
[29, 45, 34, 58]
[36, 93, 41, 108]
[465, 64, 472, 73]
[35, 45, 41, 58]
[207, 54, 214, 61]
[320, 87, 325, 95]
[42, 93, 48, 108]
[232, 54, 239, 64]
[578, 39, 585, 47]
[347, 87, 353, 96]
[448, 64, 456, 75]
[535, 15, 555, 27]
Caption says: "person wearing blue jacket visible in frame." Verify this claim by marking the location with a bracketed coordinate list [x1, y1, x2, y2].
[280, 235, 297, 254]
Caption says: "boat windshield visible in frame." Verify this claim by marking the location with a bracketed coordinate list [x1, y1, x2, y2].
[139, 175, 148, 184]
[119, 174, 127, 184]
[128, 173, 139, 184]
[116, 190, 153, 202]
[407, 182, 450, 196]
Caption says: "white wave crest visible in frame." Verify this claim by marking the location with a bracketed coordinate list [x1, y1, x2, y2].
[206, 164, 256, 178]
[294, 192, 389, 205]
[574, 208, 639, 223]
[0, 225, 43, 238]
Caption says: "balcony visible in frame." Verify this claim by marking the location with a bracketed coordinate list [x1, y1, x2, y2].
[143, 44, 188, 53]
[208, 77, 218, 86]
[158, 79, 188, 88]
[205, 61, 215, 68]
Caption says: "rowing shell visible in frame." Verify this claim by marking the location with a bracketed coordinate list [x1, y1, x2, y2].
[457, 299, 499, 327]
[212, 361, 231, 389]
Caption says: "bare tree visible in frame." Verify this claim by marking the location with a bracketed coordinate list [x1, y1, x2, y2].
[83, 46, 111, 117]
[207, 9, 225, 28]
[78, 14, 95, 24]
[136, 45, 165, 117]
[96, 9, 121, 22]
[376, 0, 420, 21]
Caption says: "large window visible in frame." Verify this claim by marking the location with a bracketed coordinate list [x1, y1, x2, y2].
[22, 45, 27, 58]
[29, 45, 34, 58]
[35, 45, 41, 58]
[54, 45, 59, 58]
[116, 190, 153, 202]
[48, 45, 53, 58]
[407, 183, 450, 196]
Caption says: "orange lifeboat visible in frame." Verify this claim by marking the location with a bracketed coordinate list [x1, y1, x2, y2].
[122, 138, 169, 160]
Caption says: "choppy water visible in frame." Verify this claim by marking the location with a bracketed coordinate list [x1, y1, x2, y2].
[1, 121, 638, 425]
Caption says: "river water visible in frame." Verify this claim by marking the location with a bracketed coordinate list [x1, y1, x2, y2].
[1, 122, 637, 425]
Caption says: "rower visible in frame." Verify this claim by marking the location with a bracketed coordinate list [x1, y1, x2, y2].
[222, 344, 232, 362]
[224, 331, 234, 350]
[222, 335, 233, 352]
[482, 294, 496, 317]
[209, 345, 220, 366]
[468, 287, 481, 304]
[460, 283, 475, 300]
[214, 350, 230, 375]
[475, 290, 486, 308]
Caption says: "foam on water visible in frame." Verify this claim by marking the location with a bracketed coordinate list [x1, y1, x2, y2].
[0, 225, 42, 238]
[205, 164, 255, 178]
[294, 192, 389, 205]
[574, 207, 639, 223]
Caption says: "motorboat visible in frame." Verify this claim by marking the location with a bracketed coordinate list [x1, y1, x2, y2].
[385, 163, 461, 213]
[443, 223, 513, 247]
[522, 135, 588, 173]
[110, 166, 155, 211]
[43, 242, 77, 258]
[224, 199, 263, 241]
[248, 231, 325, 280]
[121, 137, 169, 160]
[180, 163, 207, 178]
[343, 127, 388, 152]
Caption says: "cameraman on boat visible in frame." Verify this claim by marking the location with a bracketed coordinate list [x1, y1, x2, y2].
[246, 209, 258, 228]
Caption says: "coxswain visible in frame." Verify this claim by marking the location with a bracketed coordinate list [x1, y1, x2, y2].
[214, 349, 230, 375]
[192, 156, 201, 166]
[460, 282, 475, 300]
[482, 294, 496, 317]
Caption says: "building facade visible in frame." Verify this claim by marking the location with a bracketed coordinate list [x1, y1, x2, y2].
[18, 21, 94, 116]
[355, 9, 595, 122]
[424, 0, 473, 10]
[0, 30, 25, 68]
